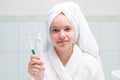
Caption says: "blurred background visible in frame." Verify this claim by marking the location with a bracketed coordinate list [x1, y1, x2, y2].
[0, 0, 120, 80]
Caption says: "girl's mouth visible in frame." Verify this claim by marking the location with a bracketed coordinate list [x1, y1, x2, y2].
[57, 40, 68, 45]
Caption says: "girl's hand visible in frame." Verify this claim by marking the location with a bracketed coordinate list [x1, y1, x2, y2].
[28, 54, 45, 80]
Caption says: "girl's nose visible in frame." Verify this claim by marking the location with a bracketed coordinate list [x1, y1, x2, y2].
[59, 30, 65, 39]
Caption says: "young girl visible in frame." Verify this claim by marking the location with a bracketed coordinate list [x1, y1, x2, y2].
[28, 2, 105, 80]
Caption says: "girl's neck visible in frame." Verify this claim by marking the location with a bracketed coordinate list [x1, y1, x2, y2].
[54, 46, 73, 66]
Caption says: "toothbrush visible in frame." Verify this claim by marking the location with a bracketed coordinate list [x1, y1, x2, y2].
[35, 33, 43, 56]
[27, 34, 48, 79]
[27, 34, 35, 55]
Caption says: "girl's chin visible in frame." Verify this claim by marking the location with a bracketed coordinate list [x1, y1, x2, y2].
[57, 44, 70, 50]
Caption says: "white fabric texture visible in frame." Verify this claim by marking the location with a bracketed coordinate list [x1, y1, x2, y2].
[34, 44, 105, 80]
[44, 1, 101, 63]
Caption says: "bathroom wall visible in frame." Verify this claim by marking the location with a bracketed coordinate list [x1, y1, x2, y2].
[0, 0, 120, 80]
[0, 0, 120, 16]
[0, 16, 120, 80]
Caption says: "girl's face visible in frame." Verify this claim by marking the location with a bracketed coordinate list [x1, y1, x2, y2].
[50, 14, 74, 51]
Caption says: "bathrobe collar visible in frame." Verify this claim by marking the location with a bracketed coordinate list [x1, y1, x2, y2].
[47, 44, 83, 80]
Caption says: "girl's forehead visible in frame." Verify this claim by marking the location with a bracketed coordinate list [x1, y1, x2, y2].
[50, 14, 73, 28]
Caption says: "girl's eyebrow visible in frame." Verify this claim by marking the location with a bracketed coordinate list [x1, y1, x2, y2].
[65, 25, 73, 28]
[65, 25, 71, 27]
[52, 26, 59, 29]
[51, 24, 72, 29]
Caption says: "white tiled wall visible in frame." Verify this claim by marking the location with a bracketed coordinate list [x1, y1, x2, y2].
[89, 22, 120, 80]
[0, 54, 19, 80]
[0, 18, 120, 80]
[0, 22, 18, 53]
[0, 21, 45, 80]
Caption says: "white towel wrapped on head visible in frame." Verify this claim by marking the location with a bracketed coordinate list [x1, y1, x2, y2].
[44, 1, 101, 63]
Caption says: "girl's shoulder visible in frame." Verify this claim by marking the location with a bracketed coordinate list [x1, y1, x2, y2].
[82, 52, 101, 71]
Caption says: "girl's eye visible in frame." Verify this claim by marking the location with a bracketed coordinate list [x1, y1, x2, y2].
[65, 27, 71, 31]
[52, 29, 59, 33]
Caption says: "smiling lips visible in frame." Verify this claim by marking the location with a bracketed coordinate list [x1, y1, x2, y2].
[57, 40, 68, 45]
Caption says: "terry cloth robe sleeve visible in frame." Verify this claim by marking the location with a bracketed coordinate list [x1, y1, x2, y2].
[83, 53, 105, 80]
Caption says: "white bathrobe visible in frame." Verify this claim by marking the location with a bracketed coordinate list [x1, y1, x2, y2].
[39, 45, 105, 80]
